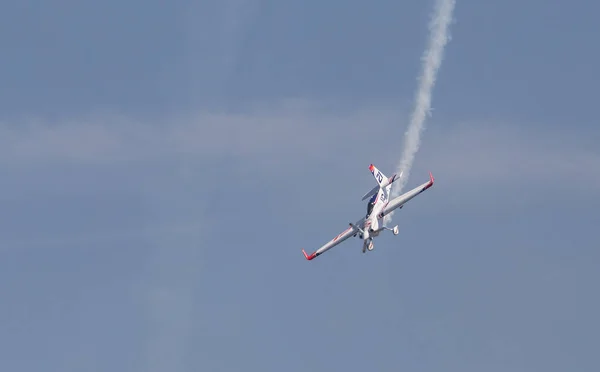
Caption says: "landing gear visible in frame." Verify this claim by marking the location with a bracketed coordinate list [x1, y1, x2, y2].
[362, 239, 374, 253]
[359, 224, 398, 254]
[362, 240, 374, 253]
[380, 225, 399, 236]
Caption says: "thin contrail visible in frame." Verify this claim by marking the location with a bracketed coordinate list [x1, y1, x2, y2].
[386, 0, 456, 223]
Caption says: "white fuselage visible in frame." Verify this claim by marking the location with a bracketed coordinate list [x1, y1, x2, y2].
[364, 185, 390, 240]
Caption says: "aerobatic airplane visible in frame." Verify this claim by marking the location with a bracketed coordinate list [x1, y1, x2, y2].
[301, 164, 434, 261]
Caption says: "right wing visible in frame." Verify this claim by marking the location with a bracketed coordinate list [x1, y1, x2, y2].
[302, 217, 365, 260]
[379, 172, 434, 218]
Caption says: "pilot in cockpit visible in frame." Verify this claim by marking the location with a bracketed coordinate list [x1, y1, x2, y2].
[366, 193, 377, 218]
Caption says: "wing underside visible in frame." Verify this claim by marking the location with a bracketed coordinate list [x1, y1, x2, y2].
[302, 218, 364, 260]
[380, 172, 434, 218]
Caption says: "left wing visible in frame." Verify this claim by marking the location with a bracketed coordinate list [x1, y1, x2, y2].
[302, 217, 365, 260]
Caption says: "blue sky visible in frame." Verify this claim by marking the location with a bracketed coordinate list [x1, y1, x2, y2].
[1, 0, 599, 371]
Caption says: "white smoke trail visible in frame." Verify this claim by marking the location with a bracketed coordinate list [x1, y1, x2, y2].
[385, 0, 456, 223]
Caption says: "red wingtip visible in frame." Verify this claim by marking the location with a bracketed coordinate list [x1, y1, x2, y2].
[423, 171, 435, 190]
[369, 164, 374, 172]
[302, 249, 316, 261]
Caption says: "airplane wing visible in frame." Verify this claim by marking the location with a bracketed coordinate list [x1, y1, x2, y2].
[379, 172, 434, 218]
[302, 217, 365, 260]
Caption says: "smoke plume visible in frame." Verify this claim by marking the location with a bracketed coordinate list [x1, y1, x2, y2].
[386, 0, 456, 223]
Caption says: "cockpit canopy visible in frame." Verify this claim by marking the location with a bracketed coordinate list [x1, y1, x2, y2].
[366, 193, 377, 217]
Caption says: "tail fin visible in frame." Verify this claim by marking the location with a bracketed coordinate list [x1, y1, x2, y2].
[369, 164, 397, 188]
[362, 164, 398, 200]
[369, 164, 387, 187]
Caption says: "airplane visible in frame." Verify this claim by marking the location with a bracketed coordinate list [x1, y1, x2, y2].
[301, 164, 434, 261]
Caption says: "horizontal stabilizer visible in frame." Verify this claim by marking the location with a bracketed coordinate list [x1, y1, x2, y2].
[361, 185, 380, 201]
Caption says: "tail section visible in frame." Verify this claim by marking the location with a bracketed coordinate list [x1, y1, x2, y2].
[369, 164, 388, 187]
[361, 164, 399, 200]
